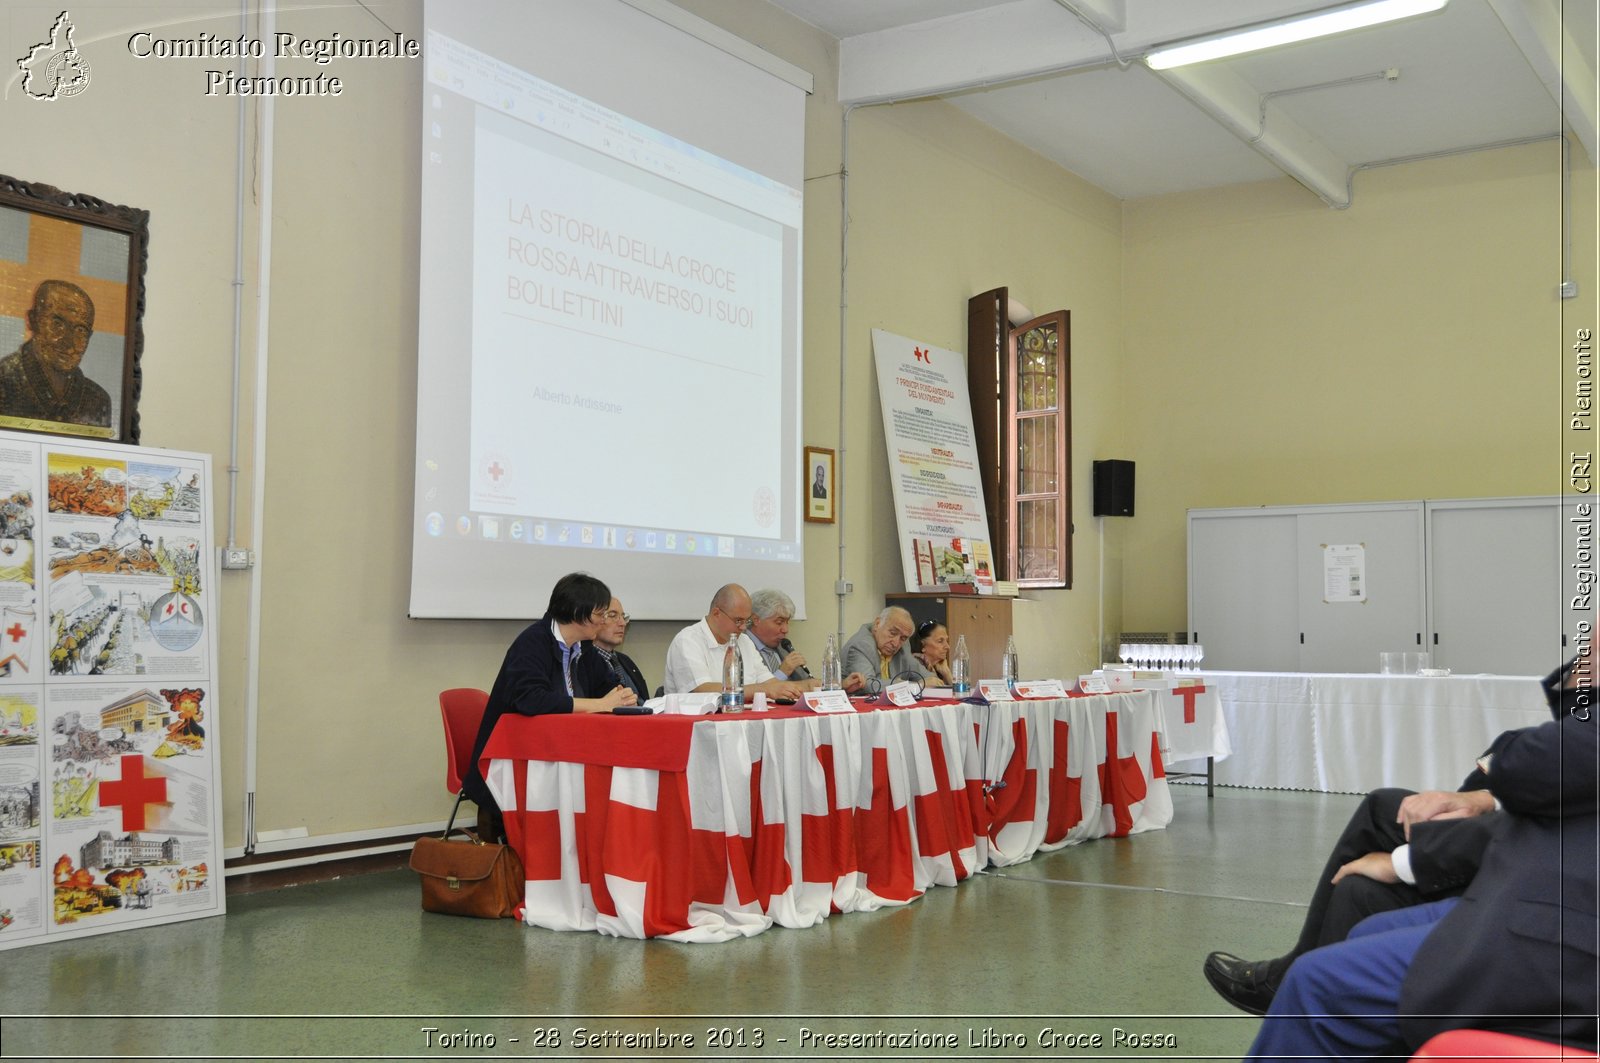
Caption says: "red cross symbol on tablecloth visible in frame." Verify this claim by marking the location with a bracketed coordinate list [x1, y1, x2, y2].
[1098, 710, 1148, 837]
[99, 754, 167, 831]
[5, 622, 25, 642]
[1171, 683, 1208, 724]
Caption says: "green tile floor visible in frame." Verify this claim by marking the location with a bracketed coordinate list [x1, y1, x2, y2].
[0, 785, 1360, 1062]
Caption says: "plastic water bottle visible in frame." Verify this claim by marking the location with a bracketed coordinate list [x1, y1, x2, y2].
[721, 633, 744, 712]
[821, 633, 841, 691]
[1002, 635, 1019, 692]
[951, 635, 971, 696]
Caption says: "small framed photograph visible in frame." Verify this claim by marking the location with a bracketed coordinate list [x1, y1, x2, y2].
[804, 445, 835, 524]
[0, 173, 148, 443]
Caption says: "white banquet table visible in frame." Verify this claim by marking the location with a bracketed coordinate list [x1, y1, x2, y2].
[1203, 671, 1549, 793]
[480, 692, 1176, 942]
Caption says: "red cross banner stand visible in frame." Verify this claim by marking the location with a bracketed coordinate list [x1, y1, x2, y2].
[99, 754, 168, 831]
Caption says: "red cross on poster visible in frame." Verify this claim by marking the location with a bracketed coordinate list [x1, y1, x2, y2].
[99, 753, 168, 832]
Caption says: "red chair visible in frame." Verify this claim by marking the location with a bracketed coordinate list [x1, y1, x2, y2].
[1412, 1030, 1599, 1061]
[439, 688, 490, 829]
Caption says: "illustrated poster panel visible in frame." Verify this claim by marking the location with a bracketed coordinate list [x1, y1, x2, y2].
[0, 687, 46, 944]
[870, 329, 996, 591]
[0, 431, 222, 952]
[44, 450, 207, 678]
[0, 441, 43, 682]
[44, 682, 219, 938]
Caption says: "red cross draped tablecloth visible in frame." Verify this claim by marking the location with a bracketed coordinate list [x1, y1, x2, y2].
[480, 691, 1173, 942]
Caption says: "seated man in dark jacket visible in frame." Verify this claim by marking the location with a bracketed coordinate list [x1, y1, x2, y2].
[592, 596, 649, 701]
[1206, 653, 1590, 1015]
[1241, 676, 1598, 1059]
[464, 573, 636, 840]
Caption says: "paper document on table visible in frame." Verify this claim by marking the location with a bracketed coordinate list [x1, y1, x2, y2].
[648, 692, 720, 715]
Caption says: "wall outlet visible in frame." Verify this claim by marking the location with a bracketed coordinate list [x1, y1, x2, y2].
[220, 547, 254, 570]
[834, 579, 853, 595]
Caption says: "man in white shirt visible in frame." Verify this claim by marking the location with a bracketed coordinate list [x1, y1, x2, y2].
[662, 583, 806, 701]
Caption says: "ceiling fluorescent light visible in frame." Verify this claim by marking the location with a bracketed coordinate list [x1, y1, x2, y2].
[1144, 0, 1448, 70]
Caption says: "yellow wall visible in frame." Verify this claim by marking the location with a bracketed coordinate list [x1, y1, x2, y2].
[1120, 142, 1596, 631]
[1, 0, 1591, 850]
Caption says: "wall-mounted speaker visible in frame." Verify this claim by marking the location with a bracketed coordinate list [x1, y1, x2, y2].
[1093, 459, 1135, 517]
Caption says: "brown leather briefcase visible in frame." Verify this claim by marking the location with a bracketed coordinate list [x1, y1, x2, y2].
[409, 829, 524, 919]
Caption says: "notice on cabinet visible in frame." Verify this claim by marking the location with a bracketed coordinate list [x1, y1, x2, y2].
[1323, 543, 1367, 603]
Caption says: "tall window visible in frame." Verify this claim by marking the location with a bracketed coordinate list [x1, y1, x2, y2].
[1009, 311, 1070, 587]
[1011, 312, 1069, 585]
[967, 289, 1071, 589]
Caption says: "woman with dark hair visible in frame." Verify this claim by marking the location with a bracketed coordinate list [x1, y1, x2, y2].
[463, 572, 637, 839]
[910, 619, 953, 685]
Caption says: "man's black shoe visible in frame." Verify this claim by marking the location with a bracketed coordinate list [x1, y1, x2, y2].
[1202, 951, 1283, 1016]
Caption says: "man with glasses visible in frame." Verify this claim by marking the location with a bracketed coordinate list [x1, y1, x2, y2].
[593, 597, 650, 701]
[662, 583, 806, 700]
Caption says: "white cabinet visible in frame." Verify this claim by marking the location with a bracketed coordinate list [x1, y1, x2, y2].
[1189, 497, 1569, 676]
[1425, 497, 1573, 676]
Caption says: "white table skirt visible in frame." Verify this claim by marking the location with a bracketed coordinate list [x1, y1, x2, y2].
[1203, 671, 1549, 793]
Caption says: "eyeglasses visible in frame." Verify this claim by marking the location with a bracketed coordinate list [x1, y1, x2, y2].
[720, 609, 752, 629]
[602, 610, 630, 623]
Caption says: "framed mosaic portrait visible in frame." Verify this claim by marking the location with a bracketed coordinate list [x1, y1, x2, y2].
[0, 174, 146, 444]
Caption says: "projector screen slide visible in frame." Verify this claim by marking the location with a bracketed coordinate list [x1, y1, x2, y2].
[411, 0, 807, 621]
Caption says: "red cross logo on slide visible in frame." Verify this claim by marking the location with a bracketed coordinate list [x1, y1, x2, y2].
[913, 346, 931, 363]
[1171, 684, 1208, 724]
[5, 622, 25, 642]
[99, 754, 167, 831]
[487, 461, 505, 482]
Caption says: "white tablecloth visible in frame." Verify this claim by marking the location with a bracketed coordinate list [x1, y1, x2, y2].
[1203, 671, 1549, 792]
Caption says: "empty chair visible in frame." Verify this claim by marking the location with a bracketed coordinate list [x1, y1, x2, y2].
[438, 687, 489, 830]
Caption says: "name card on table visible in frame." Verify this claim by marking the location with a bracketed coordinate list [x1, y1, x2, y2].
[803, 689, 856, 714]
[976, 680, 1015, 702]
[1012, 679, 1069, 699]
[1079, 674, 1112, 694]
[883, 680, 919, 706]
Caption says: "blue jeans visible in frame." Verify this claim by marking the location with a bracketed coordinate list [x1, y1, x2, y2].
[1244, 897, 1461, 1061]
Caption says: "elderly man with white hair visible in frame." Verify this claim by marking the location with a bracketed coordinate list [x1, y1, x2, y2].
[746, 588, 866, 693]
[841, 606, 922, 684]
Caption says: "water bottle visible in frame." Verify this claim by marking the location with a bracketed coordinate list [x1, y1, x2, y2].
[1002, 635, 1019, 692]
[720, 633, 744, 712]
[821, 633, 841, 691]
[951, 635, 971, 696]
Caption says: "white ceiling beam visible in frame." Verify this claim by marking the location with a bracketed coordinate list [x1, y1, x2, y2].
[838, 0, 1106, 104]
[1486, 0, 1599, 165]
[1054, 0, 1127, 33]
[1155, 63, 1353, 207]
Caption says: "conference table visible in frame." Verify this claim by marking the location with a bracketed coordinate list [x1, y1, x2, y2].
[480, 688, 1227, 943]
[1203, 671, 1550, 793]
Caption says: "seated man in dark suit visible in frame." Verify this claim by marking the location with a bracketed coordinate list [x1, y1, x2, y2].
[592, 597, 649, 701]
[1206, 652, 1591, 1015]
[1241, 674, 1598, 1059]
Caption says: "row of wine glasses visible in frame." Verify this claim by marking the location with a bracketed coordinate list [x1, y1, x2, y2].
[1118, 643, 1205, 672]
